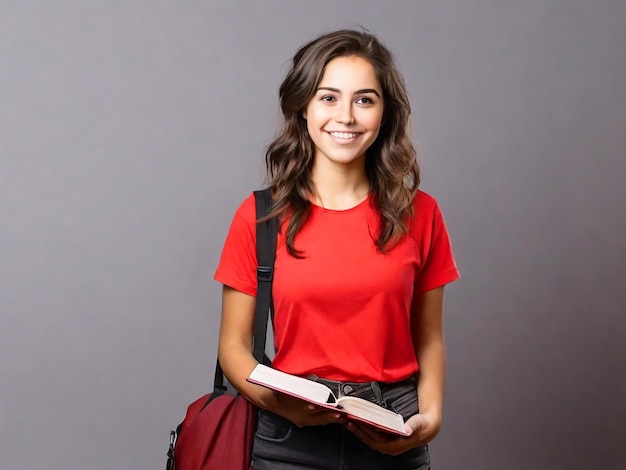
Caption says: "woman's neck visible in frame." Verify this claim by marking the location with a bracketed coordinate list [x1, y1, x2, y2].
[310, 160, 370, 210]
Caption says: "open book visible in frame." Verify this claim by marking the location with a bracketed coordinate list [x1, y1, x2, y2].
[247, 364, 409, 436]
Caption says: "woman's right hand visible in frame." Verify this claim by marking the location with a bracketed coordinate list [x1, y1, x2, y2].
[269, 391, 348, 428]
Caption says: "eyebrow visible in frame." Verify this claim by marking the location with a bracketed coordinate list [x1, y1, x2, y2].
[317, 86, 381, 98]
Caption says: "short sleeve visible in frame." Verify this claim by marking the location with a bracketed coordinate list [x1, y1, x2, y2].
[412, 194, 460, 293]
[213, 194, 258, 296]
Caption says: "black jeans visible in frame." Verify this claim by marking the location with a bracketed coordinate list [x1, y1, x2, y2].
[252, 375, 430, 469]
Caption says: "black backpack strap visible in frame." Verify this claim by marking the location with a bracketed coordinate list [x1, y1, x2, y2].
[252, 188, 278, 364]
[213, 189, 277, 393]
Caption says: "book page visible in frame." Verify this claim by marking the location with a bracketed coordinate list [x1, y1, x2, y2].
[336, 396, 408, 436]
[247, 364, 336, 405]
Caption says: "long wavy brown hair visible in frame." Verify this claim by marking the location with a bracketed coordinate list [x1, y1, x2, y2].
[264, 29, 420, 257]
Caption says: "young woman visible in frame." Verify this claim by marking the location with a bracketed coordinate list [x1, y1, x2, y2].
[215, 29, 459, 469]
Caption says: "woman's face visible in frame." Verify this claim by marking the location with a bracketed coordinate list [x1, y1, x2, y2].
[304, 55, 384, 170]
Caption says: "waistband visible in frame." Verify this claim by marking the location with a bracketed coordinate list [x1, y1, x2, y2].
[306, 374, 416, 405]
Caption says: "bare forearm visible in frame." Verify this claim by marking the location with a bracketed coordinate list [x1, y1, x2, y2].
[412, 286, 447, 421]
[217, 286, 279, 411]
[416, 336, 446, 426]
[217, 342, 277, 410]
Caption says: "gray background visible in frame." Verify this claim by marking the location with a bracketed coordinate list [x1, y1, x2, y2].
[1, 1, 624, 469]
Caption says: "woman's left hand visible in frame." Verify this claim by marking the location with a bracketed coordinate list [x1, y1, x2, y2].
[346, 411, 441, 456]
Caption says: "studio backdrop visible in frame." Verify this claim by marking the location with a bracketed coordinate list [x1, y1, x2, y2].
[1, 1, 624, 469]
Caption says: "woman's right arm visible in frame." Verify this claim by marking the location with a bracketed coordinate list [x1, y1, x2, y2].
[217, 285, 346, 427]
[217, 285, 274, 408]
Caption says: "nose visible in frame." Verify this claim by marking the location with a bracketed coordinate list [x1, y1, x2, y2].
[334, 101, 355, 125]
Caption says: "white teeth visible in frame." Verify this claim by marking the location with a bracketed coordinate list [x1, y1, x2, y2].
[329, 131, 359, 139]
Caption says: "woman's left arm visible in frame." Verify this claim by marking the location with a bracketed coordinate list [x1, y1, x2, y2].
[347, 286, 446, 455]
[406, 285, 446, 441]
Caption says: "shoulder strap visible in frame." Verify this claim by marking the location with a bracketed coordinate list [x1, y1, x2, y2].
[252, 188, 278, 363]
[214, 188, 277, 394]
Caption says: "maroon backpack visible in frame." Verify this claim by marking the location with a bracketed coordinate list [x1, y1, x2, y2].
[167, 189, 277, 470]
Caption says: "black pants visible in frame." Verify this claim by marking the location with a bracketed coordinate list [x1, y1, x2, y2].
[252, 375, 430, 470]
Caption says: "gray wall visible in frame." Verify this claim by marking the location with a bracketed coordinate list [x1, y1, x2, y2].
[1, 1, 624, 469]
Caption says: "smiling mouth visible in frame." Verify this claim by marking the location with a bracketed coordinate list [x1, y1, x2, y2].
[327, 131, 361, 139]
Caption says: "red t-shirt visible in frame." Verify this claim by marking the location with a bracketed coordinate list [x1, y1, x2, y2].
[214, 191, 460, 382]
